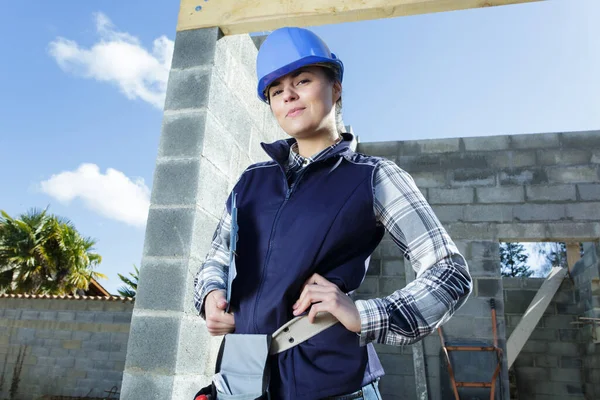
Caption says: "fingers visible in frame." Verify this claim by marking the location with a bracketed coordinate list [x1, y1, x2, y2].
[209, 290, 228, 310]
[293, 285, 337, 316]
[301, 273, 335, 292]
[206, 310, 235, 335]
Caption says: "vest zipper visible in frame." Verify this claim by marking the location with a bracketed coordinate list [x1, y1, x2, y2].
[252, 166, 310, 333]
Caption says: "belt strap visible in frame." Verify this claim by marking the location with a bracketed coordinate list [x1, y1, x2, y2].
[269, 312, 339, 355]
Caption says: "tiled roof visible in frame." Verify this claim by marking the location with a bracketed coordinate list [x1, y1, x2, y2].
[0, 293, 134, 302]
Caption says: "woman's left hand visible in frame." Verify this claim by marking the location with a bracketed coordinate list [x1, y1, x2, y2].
[293, 273, 361, 333]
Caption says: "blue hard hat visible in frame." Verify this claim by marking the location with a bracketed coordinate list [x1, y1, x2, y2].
[256, 27, 344, 103]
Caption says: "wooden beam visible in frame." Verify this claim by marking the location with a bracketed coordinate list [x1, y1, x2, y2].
[506, 266, 568, 368]
[177, 0, 543, 35]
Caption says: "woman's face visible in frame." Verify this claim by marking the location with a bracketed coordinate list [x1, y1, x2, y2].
[267, 66, 341, 139]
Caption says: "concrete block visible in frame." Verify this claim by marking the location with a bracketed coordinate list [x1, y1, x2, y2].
[538, 149, 592, 166]
[451, 169, 495, 187]
[558, 329, 580, 342]
[470, 241, 500, 260]
[476, 186, 524, 203]
[119, 372, 175, 400]
[446, 222, 495, 240]
[56, 311, 76, 322]
[143, 208, 195, 257]
[547, 341, 580, 356]
[415, 138, 460, 154]
[189, 220, 220, 281]
[125, 314, 179, 374]
[443, 316, 492, 339]
[526, 184, 577, 202]
[356, 276, 378, 294]
[476, 278, 502, 297]
[487, 150, 537, 168]
[94, 313, 115, 324]
[175, 316, 212, 375]
[499, 168, 549, 185]
[380, 278, 406, 295]
[366, 258, 381, 276]
[463, 135, 510, 151]
[548, 166, 599, 184]
[546, 222, 600, 241]
[513, 204, 566, 221]
[514, 352, 534, 367]
[560, 130, 600, 148]
[196, 159, 230, 219]
[159, 111, 206, 158]
[378, 353, 415, 375]
[410, 171, 446, 188]
[208, 71, 253, 151]
[522, 340, 549, 354]
[464, 204, 513, 222]
[511, 132, 560, 149]
[135, 259, 187, 312]
[566, 202, 600, 221]
[203, 111, 238, 175]
[429, 187, 474, 204]
[379, 240, 404, 260]
[75, 312, 95, 322]
[171, 28, 220, 70]
[431, 205, 464, 222]
[358, 141, 399, 158]
[504, 290, 536, 314]
[399, 154, 443, 173]
[164, 68, 212, 111]
[381, 259, 405, 277]
[151, 160, 200, 206]
[21, 310, 39, 320]
[578, 183, 600, 200]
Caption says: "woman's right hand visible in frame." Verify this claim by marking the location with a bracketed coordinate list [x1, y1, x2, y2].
[205, 289, 235, 336]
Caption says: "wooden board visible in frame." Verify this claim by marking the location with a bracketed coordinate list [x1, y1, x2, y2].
[566, 242, 581, 272]
[506, 266, 568, 368]
[177, 0, 543, 34]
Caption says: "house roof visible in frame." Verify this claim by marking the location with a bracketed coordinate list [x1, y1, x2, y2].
[0, 293, 134, 301]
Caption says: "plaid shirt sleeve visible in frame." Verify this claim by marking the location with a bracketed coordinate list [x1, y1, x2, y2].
[193, 206, 232, 318]
[354, 159, 473, 346]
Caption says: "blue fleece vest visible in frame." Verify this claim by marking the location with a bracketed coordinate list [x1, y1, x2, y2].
[228, 134, 386, 399]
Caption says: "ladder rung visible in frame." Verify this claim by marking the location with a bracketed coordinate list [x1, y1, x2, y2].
[446, 345, 496, 351]
[456, 382, 493, 388]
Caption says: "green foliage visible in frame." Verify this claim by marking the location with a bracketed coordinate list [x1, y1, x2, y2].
[0, 208, 106, 295]
[500, 242, 533, 277]
[117, 264, 138, 298]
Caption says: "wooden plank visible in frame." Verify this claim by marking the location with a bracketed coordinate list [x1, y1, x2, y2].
[506, 266, 568, 368]
[177, 0, 543, 34]
[566, 242, 581, 272]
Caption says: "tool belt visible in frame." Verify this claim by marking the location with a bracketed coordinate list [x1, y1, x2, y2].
[193, 312, 339, 400]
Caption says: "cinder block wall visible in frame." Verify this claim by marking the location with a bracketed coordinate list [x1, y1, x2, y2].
[356, 131, 600, 400]
[122, 29, 283, 399]
[503, 277, 585, 399]
[0, 297, 133, 399]
[571, 242, 600, 399]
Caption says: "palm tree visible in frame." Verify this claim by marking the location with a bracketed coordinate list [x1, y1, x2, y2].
[0, 208, 106, 295]
[117, 264, 138, 298]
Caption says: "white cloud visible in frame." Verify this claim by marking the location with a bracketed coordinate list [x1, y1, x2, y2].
[48, 12, 174, 109]
[40, 163, 150, 228]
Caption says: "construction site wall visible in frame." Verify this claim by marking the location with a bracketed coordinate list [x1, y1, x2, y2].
[571, 242, 600, 399]
[0, 297, 133, 399]
[356, 130, 600, 399]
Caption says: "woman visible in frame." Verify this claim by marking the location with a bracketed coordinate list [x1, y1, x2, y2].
[194, 27, 473, 400]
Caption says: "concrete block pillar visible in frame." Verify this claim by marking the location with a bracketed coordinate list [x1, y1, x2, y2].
[120, 28, 282, 399]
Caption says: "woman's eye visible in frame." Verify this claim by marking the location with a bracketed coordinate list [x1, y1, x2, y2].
[297, 79, 310, 85]
[271, 89, 282, 97]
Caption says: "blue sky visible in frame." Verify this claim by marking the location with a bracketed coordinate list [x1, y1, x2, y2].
[0, 0, 597, 294]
